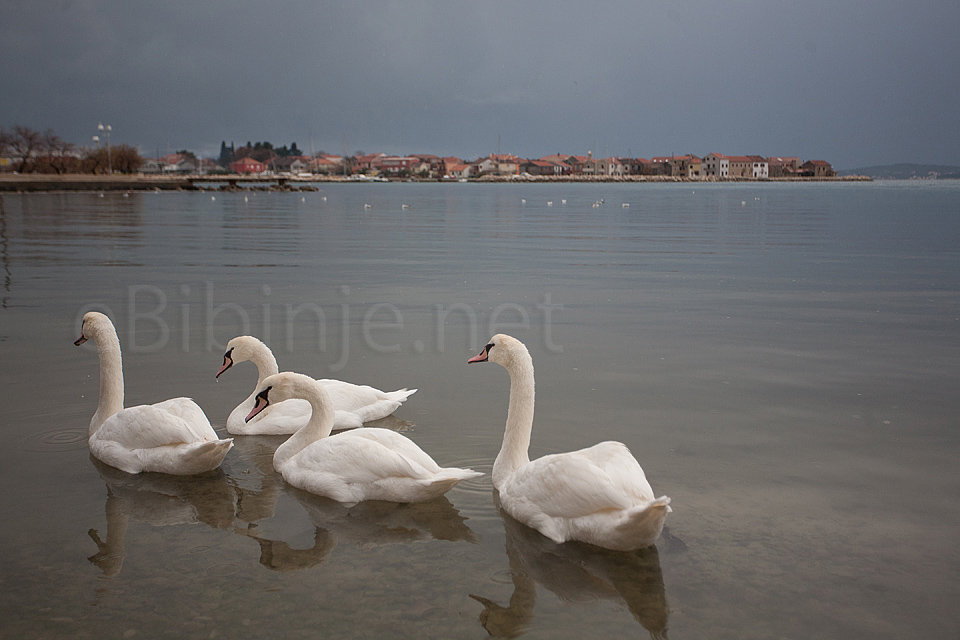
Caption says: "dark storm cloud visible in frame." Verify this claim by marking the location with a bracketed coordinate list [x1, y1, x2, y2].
[2, 0, 958, 167]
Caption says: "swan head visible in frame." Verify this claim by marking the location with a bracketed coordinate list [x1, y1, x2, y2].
[74, 311, 117, 346]
[245, 371, 322, 422]
[216, 335, 268, 378]
[467, 334, 530, 371]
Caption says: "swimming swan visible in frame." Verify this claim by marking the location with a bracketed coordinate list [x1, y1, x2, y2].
[75, 312, 233, 475]
[468, 334, 670, 550]
[216, 336, 416, 435]
[247, 372, 482, 504]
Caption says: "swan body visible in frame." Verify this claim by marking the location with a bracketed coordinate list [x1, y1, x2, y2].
[468, 334, 670, 551]
[75, 312, 233, 475]
[248, 372, 481, 504]
[217, 336, 416, 435]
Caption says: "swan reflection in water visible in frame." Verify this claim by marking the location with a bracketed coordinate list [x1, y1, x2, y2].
[471, 494, 671, 639]
[85, 414, 475, 576]
[240, 483, 478, 572]
[86, 435, 283, 576]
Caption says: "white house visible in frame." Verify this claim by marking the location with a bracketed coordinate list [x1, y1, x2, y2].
[702, 153, 729, 178]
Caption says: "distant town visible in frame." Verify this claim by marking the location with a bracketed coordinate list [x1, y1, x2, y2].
[0, 124, 857, 187]
[199, 140, 839, 180]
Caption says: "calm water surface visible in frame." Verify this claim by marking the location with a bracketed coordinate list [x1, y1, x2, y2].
[1, 181, 958, 639]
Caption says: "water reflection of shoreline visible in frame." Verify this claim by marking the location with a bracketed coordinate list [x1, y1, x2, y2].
[0, 196, 11, 308]
[471, 494, 670, 639]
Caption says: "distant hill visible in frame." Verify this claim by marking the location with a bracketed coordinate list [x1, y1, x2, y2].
[838, 164, 960, 179]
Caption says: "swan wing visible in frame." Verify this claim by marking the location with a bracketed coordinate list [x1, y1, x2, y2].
[150, 398, 217, 440]
[292, 433, 431, 484]
[578, 441, 657, 503]
[337, 428, 443, 473]
[507, 449, 637, 519]
[316, 379, 382, 411]
[317, 380, 416, 420]
[96, 403, 215, 450]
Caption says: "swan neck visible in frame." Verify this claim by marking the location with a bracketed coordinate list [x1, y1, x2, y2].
[92, 327, 124, 435]
[273, 380, 334, 469]
[252, 346, 280, 385]
[493, 354, 534, 488]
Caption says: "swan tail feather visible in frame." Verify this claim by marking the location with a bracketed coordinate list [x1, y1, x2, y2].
[612, 496, 671, 549]
[420, 467, 482, 497]
[384, 388, 417, 403]
[435, 467, 483, 482]
[350, 389, 418, 424]
[178, 439, 234, 474]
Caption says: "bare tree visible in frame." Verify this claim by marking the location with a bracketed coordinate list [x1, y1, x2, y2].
[110, 144, 143, 174]
[6, 126, 43, 172]
[83, 144, 143, 174]
[38, 129, 78, 174]
[83, 147, 109, 174]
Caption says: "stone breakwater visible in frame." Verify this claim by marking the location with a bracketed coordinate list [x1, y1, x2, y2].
[0, 173, 871, 192]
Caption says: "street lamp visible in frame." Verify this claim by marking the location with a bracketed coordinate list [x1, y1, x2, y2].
[97, 122, 112, 174]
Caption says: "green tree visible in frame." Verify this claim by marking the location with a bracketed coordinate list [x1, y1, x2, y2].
[176, 149, 198, 165]
[218, 141, 235, 167]
[235, 142, 274, 163]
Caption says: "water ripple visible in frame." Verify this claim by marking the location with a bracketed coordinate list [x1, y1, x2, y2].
[490, 568, 524, 584]
[446, 457, 495, 494]
[203, 562, 244, 577]
[18, 427, 87, 452]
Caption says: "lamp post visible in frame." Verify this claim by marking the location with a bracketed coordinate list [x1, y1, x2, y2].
[98, 122, 112, 174]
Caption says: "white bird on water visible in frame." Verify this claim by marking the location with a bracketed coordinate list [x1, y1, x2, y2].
[74, 312, 233, 475]
[247, 372, 480, 504]
[216, 335, 416, 434]
[468, 334, 670, 550]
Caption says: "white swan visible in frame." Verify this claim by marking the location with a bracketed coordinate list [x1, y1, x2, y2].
[216, 336, 416, 435]
[468, 334, 670, 550]
[75, 312, 233, 475]
[247, 372, 482, 504]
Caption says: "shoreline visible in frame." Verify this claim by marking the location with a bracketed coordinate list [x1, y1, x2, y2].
[0, 172, 872, 193]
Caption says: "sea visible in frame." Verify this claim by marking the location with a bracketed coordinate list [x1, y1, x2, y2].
[1, 180, 958, 639]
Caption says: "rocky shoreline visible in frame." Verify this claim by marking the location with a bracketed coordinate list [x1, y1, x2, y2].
[0, 172, 871, 193]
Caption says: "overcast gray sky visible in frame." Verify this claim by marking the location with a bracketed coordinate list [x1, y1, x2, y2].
[2, 0, 958, 169]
